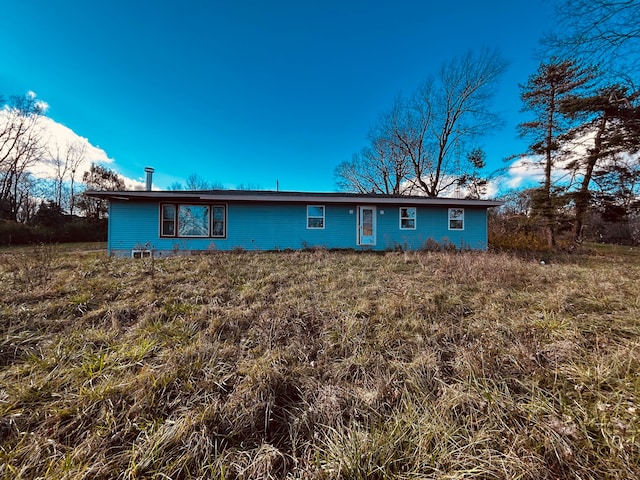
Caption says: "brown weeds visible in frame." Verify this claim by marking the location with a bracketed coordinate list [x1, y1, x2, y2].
[0, 248, 639, 478]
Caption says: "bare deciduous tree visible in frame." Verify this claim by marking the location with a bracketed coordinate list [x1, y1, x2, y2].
[67, 143, 86, 216]
[335, 104, 413, 195]
[546, 0, 640, 80]
[336, 49, 507, 197]
[48, 140, 87, 214]
[0, 93, 47, 220]
[169, 173, 224, 191]
[185, 173, 212, 190]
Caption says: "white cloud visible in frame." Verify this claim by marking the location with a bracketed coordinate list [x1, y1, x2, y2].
[503, 155, 545, 189]
[489, 154, 571, 195]
[491, 130, 640, 197]
[1, 94, 141, 190]
[125, 177, 146, 190]
[19, 90, 49, 113]
[490, 133, 594, 194]
[27, 116, 114, 181]
[483, 180, 499, 198]
[34, 118, 147, 190]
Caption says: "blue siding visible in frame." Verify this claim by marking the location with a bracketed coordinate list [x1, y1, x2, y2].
[378, 206, 488, 251]
[107, 200, 489, 256]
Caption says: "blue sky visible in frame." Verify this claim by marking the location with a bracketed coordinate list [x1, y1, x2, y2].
[1, 0, 555, 192]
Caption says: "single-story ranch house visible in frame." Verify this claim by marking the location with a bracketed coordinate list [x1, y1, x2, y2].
[85, 188, 502, 257]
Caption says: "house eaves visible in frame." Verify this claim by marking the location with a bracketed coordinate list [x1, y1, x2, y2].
[84, 189, 504, 207]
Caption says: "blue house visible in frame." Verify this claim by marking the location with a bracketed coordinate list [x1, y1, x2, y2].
[85, 189, 502, 257]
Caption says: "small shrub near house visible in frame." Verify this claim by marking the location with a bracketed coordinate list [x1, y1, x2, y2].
[488, 212, 555, 253]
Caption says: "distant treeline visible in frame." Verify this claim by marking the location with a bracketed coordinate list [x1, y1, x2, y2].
[0, 215, 107, 247]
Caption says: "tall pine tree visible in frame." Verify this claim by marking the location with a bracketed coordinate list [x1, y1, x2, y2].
[519, 58, 596, 248]
[561, 85, 640, 242]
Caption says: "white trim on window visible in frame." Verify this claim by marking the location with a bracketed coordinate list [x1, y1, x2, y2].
[448, 208, 464, 230]
[399, 207, 416, 230]
[307, 205, 325, 229]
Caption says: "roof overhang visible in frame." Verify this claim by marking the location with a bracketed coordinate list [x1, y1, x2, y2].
[84, 189, 504, 207]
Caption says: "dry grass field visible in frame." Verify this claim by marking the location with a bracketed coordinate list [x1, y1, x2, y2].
[1, 245, 639, 479]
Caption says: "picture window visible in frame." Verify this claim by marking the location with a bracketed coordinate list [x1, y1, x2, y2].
[160, 203, 226, 238]
[178, 205, 210, 237]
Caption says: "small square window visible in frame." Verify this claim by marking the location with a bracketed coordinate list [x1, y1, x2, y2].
[400, 207, 416, 229]
[307, 205, 325, 229]
[449, 208, 464, 230]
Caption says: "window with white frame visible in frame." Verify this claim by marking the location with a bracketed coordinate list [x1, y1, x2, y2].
[307, 205, 325, 229]
[400, 207, 416, 229]
[160, 203, 226, 238]
[448, 208, 464, 230]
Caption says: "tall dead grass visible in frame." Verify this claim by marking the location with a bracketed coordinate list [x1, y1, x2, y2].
[0, 248, 639, 478]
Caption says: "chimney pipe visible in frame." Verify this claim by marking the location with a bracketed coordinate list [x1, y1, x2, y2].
[144, 167, 154, 191]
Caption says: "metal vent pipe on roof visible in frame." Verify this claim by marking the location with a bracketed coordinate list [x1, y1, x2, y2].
[144, 167, 154, 191]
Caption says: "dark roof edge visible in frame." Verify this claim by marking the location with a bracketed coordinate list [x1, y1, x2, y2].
[84, 189, 504, 206]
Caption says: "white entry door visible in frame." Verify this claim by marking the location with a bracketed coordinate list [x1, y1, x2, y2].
[358, 206, 376, 246]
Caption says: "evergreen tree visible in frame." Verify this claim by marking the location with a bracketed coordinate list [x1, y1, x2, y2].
[519, 58, 596, 247]
[76, 163, 125, 219]
[32, 200, 65, 227]
[561, 85, 640, 242]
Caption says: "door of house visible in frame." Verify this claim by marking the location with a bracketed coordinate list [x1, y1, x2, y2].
[358, 206, 376, 246]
